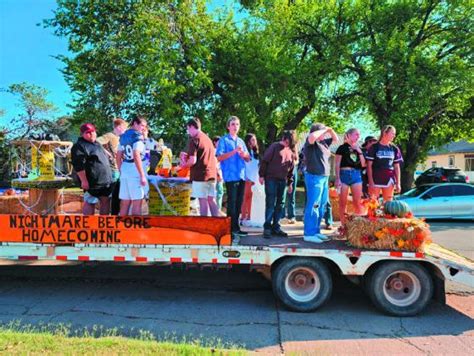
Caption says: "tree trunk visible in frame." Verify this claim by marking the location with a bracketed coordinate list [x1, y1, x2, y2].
[265, 123, 278, 148]
[400, 165, 415, 193]
[398, 140, 417, 192]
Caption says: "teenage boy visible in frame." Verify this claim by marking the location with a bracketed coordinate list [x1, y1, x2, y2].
[303, 123, 338, 243]
[181, 117, 219, 216]
[259, 131, 296, 239]
[216, 116, 250, 241]
[97, 118, 128, 215]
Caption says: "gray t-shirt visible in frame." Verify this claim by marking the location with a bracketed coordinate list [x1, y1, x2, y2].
[303, 138, 332, 176]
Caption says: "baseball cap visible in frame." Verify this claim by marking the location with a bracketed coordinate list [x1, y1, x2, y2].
[362, 135, 377, 148]
[310, 123, 326, 133]
[80, 123, 96, 134]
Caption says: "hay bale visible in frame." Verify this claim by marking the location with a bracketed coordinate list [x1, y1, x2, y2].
[330, 196, 357, 221]
[0, 194, 29, 214]
[343, 216, 431, 252]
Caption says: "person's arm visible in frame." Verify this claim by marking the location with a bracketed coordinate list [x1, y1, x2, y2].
[238, 143, 250, 162]
[258, 145, 273, 185]
[76, 170, 89, 191]
[367, 160, 374, 189]
[71, 144, 89, 190]
[359, 151, 366, 168]
[217, 148, 238, 162]
[133, 149, 147, 186]
[116, 150, 123, 172]
[327, 128, 338, 144]
[215, 139, 238, 162]
[181, 155, 197, 168]
[335, 155, 342, 188]
[394, 163, 401, 193]
[307, 129, 328, 145]
[286, 164, 295, 194]
[181, 139, 197, 168]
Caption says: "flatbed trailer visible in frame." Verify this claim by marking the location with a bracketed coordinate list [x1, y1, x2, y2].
[0, 214, 472, 316]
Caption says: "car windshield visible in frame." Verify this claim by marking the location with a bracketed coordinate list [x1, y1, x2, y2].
[401, 186, 432, 198]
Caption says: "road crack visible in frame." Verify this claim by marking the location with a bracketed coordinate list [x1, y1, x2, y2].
[273, 298, 285, 355]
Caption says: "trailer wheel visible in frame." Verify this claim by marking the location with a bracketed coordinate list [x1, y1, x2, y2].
[367, 261, 433, 316]
[272, 258, 332, 312]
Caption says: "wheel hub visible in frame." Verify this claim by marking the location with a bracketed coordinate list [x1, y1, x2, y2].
[294, 274, 308, 287]
[284, 267, 321, 303]
[383, 270, 421, 307]
[390, 278, 404, 291]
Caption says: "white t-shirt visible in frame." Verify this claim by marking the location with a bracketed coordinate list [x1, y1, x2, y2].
[245, 152, 259, 183]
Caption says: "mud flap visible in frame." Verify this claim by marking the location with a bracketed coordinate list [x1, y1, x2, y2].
[433, 274, 446, 305]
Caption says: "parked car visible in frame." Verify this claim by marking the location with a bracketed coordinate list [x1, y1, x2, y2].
[397, 183, 474, 220]
[415, 167, 469, 186]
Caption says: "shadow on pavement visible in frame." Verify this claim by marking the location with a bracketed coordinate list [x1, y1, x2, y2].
[0, 264, 472, 350]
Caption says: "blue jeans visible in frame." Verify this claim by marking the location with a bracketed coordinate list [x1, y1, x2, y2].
[264, 179, 287, 231]
[304, 173, 329, 236]
[324, 197, 333, 226]
[285, 168, 298, 219]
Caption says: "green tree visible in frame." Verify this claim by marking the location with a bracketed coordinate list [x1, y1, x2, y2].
[336, 0, 474, 190]
[209, 1, 351, 145]
[2, 82, 57, 139]
[45, 0, 223, 149]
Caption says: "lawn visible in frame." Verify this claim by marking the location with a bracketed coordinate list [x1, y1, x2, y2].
[0, 326, 244, 355]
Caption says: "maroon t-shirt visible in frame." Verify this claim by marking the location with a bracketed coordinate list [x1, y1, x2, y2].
[186, 131, 217, 182]
[259, 142, 295, 185]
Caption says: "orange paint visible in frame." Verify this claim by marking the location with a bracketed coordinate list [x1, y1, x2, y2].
[0, 215, 231, 246]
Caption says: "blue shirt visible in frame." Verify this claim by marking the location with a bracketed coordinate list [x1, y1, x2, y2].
[216, 134, 249, 182]
[119, 129, 144, 163]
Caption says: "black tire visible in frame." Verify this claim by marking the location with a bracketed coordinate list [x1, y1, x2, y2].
[367, 261, 433, 316]
[272, 258, 332, 312]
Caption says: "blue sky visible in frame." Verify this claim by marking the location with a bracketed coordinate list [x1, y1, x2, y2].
[0, 0, 72, 126]
[0, 0, 237, 128]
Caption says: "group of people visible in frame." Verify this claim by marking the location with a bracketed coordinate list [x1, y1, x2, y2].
[71, 116, 156, 217]
[71, 114, 403, 244]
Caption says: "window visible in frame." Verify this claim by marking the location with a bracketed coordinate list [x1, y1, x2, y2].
[465, 155, 474, 172]
[448, 155, 455, 167]
[427, 185, 453, 198]
[453, 185, 474, 196]
[431, 161, 437, 168]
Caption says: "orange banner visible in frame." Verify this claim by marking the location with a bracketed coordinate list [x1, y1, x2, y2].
[0, 215, 231, 246]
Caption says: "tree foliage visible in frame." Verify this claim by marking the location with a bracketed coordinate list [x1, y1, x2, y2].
[45, 0, 221, 149]
[337, 0, 474, 189]
[45, 0, 473, 189]
[2, 82, 57, 139]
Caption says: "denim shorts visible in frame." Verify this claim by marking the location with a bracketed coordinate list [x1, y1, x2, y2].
[340, 169, 362, 186]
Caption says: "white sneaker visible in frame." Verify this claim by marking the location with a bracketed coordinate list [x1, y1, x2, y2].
[303, 235, 324, 243]
[316, 233, 330, 241]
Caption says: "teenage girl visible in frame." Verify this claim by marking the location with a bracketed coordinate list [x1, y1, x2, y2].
[335, 128, 366, 223]
[366, 125, 403, 202]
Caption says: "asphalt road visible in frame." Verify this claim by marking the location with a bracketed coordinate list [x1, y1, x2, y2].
[429, 220, 474, 260]
[0, 220, 472, 354]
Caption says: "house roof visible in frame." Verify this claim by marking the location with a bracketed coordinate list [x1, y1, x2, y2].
[428, 140, 474, 155]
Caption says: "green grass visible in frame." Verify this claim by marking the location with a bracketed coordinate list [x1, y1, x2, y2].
[0, 323, 245, 355]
